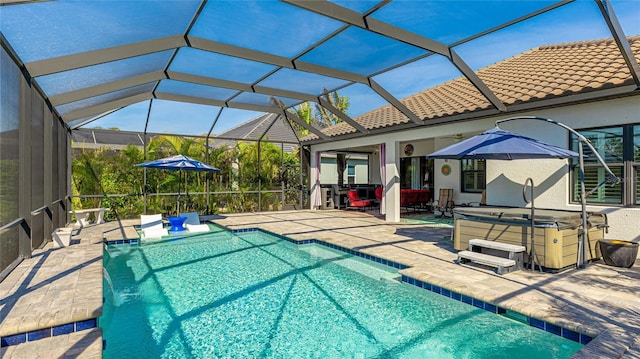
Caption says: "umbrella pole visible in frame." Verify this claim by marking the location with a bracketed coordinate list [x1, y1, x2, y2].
[523, 178, 539, 271]
[577, 145, 589, 269]
[495, 116, 621, 269]
[176, 170, 181, 216]
[143, 167, 147, 214]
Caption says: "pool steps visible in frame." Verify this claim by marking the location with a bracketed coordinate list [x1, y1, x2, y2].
[456, 238, 526, 274]
[102, 228, 593, 346]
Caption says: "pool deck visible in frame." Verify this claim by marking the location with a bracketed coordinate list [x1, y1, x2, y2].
[0, 210, 638, 358]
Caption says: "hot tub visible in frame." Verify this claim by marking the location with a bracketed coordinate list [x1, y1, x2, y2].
[453, 207, 607, 272]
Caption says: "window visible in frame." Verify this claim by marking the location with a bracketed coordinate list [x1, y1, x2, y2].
[400, 157, 432, 189]
[347, 164, 355, 184]
[461, 159, 485, 193]
[570, 124, 638, 206]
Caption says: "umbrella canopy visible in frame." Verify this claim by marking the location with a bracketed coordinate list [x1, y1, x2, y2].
[135, 154, 221, 172]
[136, 154, 220, 215]
[426, 126, 579, 271]
[426, 127, 579, 160]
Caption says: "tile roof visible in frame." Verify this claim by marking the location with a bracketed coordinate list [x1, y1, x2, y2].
[71, 113, 300, 152]
[213, 113, 299, 152]
[302, 36, 640, 142]
[71, 128, 145, 149]
[217, 113, 293, 143]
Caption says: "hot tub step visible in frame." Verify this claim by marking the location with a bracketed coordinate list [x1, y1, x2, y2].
[456, 250, 517, 274]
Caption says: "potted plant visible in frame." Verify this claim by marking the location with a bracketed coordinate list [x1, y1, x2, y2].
[598, 239, 639, 268]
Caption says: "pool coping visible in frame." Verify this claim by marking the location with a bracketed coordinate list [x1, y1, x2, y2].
[0, 224, 107, 356]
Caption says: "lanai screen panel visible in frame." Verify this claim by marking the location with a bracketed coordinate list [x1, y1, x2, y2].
[257, 68, 352, 96]
[169, 48, 278, 84]
[35, 51, 173, 98]
[230, 93, 301, 109]
[146, 100, 221, 137]
[55, 83, 155, 116]
[371, 54, 464, 103]
[94, 131, 144, 147]
[298, 26, 429, 75]
[190, 1, 345, 57]
[74, 102, 151, 133]
[0, 0, 638, 139]
[156, 80, 239, 103]
[0, 1, 200, 62]
[453, 1, 614, 71]
[211, 108, 269, 136]
[371, 1, 563, 45]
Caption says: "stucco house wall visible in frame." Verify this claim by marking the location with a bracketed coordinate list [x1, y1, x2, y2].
[319, 155, 369, 184]
[311, 95, 639, 241]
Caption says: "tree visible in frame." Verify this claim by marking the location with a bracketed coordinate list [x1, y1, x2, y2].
[271, 90, 350, 136]
[71, 133, 302, 217]
[315, 90, 350, 127]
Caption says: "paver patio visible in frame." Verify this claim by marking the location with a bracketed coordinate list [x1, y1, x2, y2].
[0, 210, 638, 358]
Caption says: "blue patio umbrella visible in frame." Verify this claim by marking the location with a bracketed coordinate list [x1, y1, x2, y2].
[427, 127, 579, 271]
[135, 154, 221, 172]
[136, 154, 220, 214]
[428, 117, 620, 270]
[426, 127, 580, 160]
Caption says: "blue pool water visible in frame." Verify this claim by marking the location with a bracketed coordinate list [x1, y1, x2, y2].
[101, 230, 583, 358]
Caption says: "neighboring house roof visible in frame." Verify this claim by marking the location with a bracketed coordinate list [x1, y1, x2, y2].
[71, 113, 300, 152]
[302, 36, 640, 142]
[213, 113, 299, 153]
[72, 128, 145, 150]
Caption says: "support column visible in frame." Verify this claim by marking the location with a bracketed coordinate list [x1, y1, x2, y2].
[384, 141, 400, 222]
[66, 128, 72, 225]
[309, 149, 320, 210]
[43, 107, 53, 242]
[18, 75, 32, 258]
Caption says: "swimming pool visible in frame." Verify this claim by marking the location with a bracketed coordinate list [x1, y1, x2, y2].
[101, 229, 583, 358]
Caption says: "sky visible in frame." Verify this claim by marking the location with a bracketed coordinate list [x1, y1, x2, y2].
[2, 0, 639, 135]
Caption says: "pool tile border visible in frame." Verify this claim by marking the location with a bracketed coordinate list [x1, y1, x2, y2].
[0, 318, 98, 348]
[400, 274, 593, 345]
[234, 228, 409, 270]
[104, 238, 139, 245]
[105, 226, 593, 346]
[237, 227, 593, 346]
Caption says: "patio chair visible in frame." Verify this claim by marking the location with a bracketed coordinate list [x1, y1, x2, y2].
[346, 190, 372, 211]
[178, 211, 210, 233]
[373, 187, 383, 207]
[140, 214, 168, 238]
[431, 188, 454, 217]
[469, 189, 487, 207]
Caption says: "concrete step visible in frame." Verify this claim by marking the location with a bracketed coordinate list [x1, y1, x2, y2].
[456, 250, 517, 274]
[468, 238, 526, 253]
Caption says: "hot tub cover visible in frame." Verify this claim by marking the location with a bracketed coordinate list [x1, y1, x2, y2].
[454, 206, 606, 230]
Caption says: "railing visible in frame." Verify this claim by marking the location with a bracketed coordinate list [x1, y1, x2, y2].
[0, 218, 25, 282]
[30, 205, 53, 250]
[0, 218, 25, 235]
[72, 188, 308, 220]
[1, 196, 71, 281]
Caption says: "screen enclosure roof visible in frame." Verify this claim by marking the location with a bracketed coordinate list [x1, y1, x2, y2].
[1, 0, 639, 144]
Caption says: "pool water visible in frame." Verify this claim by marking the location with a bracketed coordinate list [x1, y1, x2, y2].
[101, 230, 583, 358]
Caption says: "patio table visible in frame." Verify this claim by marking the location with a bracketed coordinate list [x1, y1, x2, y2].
[167, 216, 187, 232]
